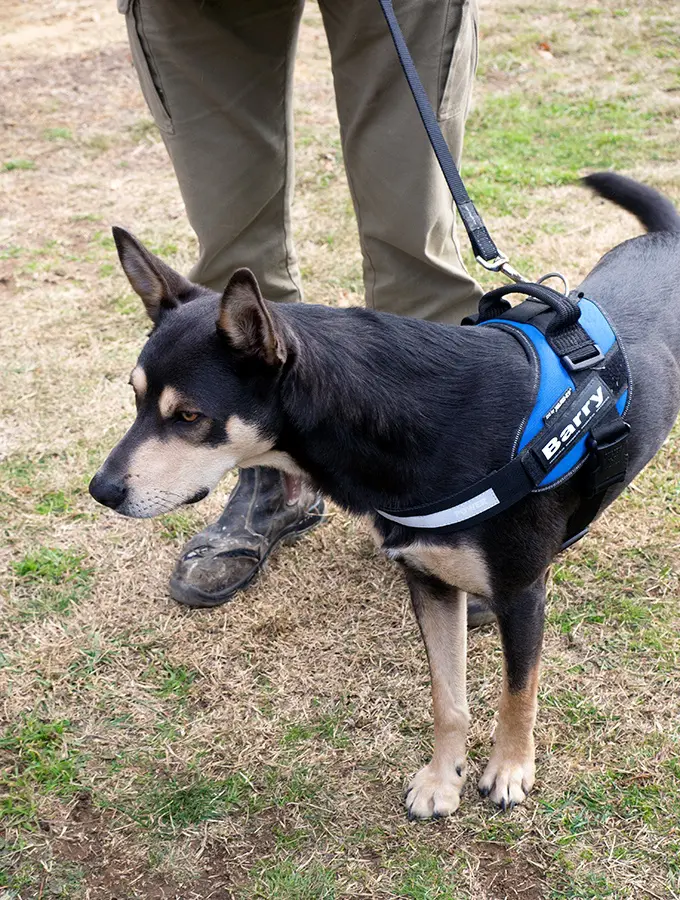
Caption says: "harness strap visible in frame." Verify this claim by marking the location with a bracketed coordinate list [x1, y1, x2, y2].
[376, 0, 503, 266]
[562, 411, 631, 548]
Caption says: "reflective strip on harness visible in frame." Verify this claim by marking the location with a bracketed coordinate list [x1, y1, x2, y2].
[377, 487, 500, 529]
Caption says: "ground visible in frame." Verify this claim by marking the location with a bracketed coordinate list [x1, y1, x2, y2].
[0, 1, 679, 898]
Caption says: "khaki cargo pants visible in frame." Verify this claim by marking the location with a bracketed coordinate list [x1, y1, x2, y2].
[119, 0, 481, 323]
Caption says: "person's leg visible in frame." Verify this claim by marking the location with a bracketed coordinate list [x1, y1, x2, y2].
[120, 0, 324, 607]
[318, 0, 482, 324]
[120, 0, 303, 300]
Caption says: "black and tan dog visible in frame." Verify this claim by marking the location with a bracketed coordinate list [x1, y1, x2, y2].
[90, 174, 680, 818]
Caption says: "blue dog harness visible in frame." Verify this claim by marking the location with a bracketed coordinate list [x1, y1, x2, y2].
[377, 283, 632, 548]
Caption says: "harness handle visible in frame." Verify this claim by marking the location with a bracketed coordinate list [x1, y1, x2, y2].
[467, 282, 608, 372]
[473, 282, 581, 331]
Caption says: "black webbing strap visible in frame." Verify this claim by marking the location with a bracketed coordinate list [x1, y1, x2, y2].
[376, 0, 502, 264]
[561, 381, 631, 549]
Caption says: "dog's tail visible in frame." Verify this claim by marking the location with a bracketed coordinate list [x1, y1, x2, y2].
[583, 171, 680, 234]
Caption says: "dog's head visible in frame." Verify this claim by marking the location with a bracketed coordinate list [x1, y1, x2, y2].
[89, 228, 298, 518]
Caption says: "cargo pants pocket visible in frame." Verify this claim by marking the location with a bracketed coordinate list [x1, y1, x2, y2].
[118, 0, 174, 134]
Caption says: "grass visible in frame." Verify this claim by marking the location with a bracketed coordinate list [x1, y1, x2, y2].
[9, 547, 93, 620]
[113, 771, 249, 835]
[0, 717, 84, 828]
[465, 95, 675, 213]
[2, 159, 36, 171]
[44, 127, 73, 141]
[0, 0, 678, 897]
[247, 860, 336, 899]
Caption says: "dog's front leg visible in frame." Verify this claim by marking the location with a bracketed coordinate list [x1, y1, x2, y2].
[404, 570, 468, 819]
[478, 574, 546, 809]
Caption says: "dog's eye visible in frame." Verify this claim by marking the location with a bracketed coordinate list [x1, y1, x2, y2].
[178, 411, 201, 423]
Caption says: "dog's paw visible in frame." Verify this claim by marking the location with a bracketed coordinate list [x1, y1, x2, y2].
[405, 763, 465, 820]
[478, 751, 535, 811]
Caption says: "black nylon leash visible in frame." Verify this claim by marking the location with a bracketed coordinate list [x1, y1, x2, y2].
[377, 0, 523, 281]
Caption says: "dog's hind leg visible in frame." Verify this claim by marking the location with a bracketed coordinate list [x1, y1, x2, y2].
[404, 570, 468, 819]
[478, 574, 546, 810]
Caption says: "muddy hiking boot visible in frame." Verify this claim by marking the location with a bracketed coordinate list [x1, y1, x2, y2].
[170, 467, 326, 608]
[170, 465, 496, 627]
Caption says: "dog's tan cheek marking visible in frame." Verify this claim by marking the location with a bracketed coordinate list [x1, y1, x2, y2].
[226, 416, 274, 458]
[224, 416, 307, 477]
[130, 366, 147, 399]
[392, 543, 491, 598]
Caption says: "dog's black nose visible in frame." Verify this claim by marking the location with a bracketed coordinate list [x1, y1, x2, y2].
[89, 471, 127, 510]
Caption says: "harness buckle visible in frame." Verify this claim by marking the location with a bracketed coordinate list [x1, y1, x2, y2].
[585, 422, 631, 497]
[475, 254, 527, 284]
[562, 344, 604, 372]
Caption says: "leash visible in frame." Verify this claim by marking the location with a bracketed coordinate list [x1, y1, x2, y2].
[377, 0, 528, 283]
[376, 0, 632, 546]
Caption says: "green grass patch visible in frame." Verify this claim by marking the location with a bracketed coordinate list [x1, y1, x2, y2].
[263, 765, 324, 809]
[155, 661, 197, 700]
[0, 855, 84, 899]
[2, 159, 36, 172]
[128, 119, 160, 143]
[547, 770, 671, 831]
[396, 852, 470, 900]
[43, 127, 72, 141]
[0, 453, 50, 490]
[0, 245, 24, 259]
[246, 860, 336, 900]
[542, 688, 611, 733]
[281, 706, 350, 750]
[66, 636, 118, 683]
[115, 771, 250, 835]
[34, 490, 73, 516]
[13, 547, 88, 583]
[465, 94, 674, 213]
[0, 717, 84, 828]
[11, 547, 93, 620]
[113, 292, 142, 317]
[157, 509, 200, 542]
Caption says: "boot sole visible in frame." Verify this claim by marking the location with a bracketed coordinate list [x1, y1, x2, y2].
[169, 510, 327, 609]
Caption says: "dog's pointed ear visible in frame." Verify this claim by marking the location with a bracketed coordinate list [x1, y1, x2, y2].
[112, 226, 193, 324]
[217, 268, 288, 366]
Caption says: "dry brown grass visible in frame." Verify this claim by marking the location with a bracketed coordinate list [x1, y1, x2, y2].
[0, 1, 679, 898]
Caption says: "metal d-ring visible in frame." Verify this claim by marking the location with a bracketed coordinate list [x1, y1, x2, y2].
[537, 271, 570, 295]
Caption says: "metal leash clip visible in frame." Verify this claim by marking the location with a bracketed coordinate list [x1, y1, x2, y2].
[475, 253, 527, 284]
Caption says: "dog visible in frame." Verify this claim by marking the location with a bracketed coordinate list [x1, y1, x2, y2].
[90, 173, 680, 818]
